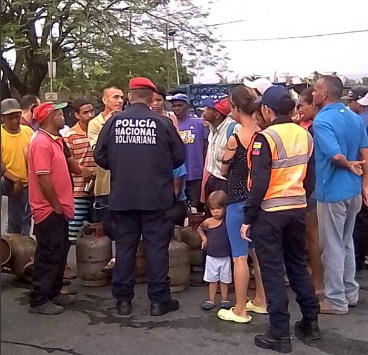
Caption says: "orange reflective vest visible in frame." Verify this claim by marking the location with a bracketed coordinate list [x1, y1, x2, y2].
[247, 122, 313, 212]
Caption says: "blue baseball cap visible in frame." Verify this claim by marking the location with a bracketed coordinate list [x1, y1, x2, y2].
[168, 93, 189, 103]
[261, 85, 292, 112]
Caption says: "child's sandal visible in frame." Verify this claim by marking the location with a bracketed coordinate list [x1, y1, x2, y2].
[201, 301, 215, 310]
[220, 300, 232, 310]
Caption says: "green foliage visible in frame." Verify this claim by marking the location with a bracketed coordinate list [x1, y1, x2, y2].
[1, 0, 227, 99]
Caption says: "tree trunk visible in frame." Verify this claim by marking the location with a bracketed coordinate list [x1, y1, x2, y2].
[1, 70, 11, 100]
[28, 53, 48, 95]
[0, 56, 28, 96]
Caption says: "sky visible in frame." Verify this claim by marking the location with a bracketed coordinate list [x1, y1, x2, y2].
[194, 0, 368, 83]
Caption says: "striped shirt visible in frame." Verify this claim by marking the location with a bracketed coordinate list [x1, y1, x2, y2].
[88, 113, 111, 196]
[206, 116, 241, 180]
[63, 123, 97, 197]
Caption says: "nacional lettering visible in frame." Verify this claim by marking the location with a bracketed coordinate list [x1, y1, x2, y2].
[115, 118, 157, 145]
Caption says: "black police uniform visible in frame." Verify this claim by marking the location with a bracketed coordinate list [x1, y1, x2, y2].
[245, 116, 319, 339]
[94, 102, 185, 304]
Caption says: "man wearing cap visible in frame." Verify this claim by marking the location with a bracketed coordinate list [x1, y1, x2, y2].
[63, 99, 96, 242]
[1, 98, 33, 236]
[312, 76, 368, 315]
[202, 96, 240, 199]
[354, 92, 368, 281]
[28, 102, 76, 315]
[169, 93, 208, 212]
[342, 85, 368, 128]
[94, 77, 185, 316]
[241, 86, 319, 353]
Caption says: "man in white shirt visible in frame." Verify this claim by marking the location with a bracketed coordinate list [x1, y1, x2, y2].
[202, 97, 240, 200]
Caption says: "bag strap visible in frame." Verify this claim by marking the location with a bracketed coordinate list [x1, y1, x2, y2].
[226, 121, 237, 140]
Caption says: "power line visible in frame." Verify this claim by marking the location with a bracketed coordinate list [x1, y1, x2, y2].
[217, 29, 368, 42]
[206, 19, 247, 27]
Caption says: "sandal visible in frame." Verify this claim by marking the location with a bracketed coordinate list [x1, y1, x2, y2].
[217, 307, 252, 323]
[201, 301, 215, 310]
[246, 300, 268, 314]
[220, 300, 232, 310]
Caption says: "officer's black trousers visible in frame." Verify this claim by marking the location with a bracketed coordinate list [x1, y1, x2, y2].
[354, 203, 368, 271]
[252, 208, 319, 338]
[29, 212, 70, 307]
[111, 209, 173, 303]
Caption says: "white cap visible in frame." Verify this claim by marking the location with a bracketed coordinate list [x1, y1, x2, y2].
[243, 78, 273, 95]
[357, 92, 368, 106]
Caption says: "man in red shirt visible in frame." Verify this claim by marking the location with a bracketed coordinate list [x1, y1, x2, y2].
[28, 102, 75, 315]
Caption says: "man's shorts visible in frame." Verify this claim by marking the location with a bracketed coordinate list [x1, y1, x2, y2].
[203, 255, 232, 284]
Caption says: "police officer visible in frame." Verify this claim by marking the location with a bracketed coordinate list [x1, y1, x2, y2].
[94, 78, 185, 316]
[240, 86, 320, 353]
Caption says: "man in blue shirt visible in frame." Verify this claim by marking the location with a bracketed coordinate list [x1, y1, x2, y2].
[313, 76, 368, 315]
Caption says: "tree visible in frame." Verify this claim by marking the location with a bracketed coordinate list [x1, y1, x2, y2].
[1, 0, 227, 99]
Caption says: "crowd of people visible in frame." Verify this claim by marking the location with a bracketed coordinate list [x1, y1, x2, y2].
[1, 75, 368, 354]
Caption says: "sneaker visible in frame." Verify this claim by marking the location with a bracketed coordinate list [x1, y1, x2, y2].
[29, 301, 64, 315]
[51, 294, 76, 306]
[150, 299, 180, 316]
[116, 301, 132, 316]
[319, 300, 348, 315]
[254, 332, 292, 354]
[295, 319, 321, 340]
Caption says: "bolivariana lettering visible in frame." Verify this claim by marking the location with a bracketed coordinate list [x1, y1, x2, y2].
[115, 135, 156, 145]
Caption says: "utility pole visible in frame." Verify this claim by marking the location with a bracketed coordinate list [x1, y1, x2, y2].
[168, 28, 180, 86]
[165, 24, 170, 90]
[49, 36, 53, 93]
[172, 35, 180, 86]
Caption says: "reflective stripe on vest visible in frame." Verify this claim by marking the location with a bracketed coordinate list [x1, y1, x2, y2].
[255, 123, 312, 212]
[264, 128, 313, 169]
[260, 195, 306, 210]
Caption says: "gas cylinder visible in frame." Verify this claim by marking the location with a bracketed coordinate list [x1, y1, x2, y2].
[1, 234, 11, 267]
[169, 240, 190, 292]
[76, 223, 112, 287]
[6, 234, 36, 281]
[179, 226, 202, 249]
[188, 212, 206, 231]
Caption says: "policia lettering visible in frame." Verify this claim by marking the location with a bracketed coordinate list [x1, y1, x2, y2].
[115, 118, 157, 145]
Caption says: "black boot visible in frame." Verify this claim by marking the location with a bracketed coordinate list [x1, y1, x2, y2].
[150, 299, 180, 316]
[254, 333, 292, 354]
[116, 301, 132, 316]
[295, 319, 321, 340]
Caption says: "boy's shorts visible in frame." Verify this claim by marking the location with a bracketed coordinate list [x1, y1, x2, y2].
[203, 255, 232, 284]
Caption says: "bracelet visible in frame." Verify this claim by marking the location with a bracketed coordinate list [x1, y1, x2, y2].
[222, 159, 231, 164]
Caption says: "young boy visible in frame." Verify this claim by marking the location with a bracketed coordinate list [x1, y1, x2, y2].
[197, 191, 232, 310]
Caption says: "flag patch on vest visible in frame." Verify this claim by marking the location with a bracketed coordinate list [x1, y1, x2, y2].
[252, 141, 262, 155]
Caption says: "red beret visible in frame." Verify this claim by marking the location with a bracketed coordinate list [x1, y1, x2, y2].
[129, 77, 157, 92]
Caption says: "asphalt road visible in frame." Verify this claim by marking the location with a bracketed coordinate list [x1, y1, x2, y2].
[1, 266, 368, 355]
